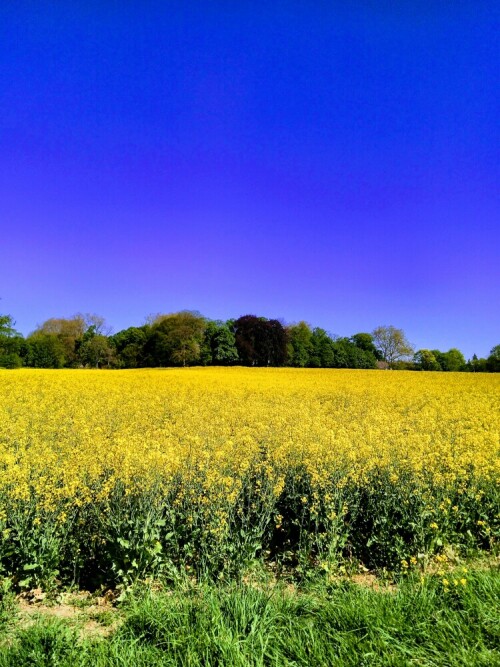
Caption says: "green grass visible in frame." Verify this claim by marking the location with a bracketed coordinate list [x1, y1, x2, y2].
[0, 568, 498, 666]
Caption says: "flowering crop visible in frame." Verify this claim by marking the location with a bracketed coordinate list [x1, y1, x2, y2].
[0, 368, 498, 587]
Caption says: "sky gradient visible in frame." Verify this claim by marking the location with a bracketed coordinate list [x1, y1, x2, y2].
[1, 2, 498, 358]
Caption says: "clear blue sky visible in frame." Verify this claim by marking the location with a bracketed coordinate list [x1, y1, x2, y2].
[1, 2, 498, 358]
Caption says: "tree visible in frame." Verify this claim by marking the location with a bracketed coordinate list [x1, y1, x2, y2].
[440, 348, 466, 372]
[430, 348, 466, 372]
[467, 354, 488, 373]
[144, 311, 206, 367]
[372, 325, 414, 367]
[330, 338, 350, 368]
[327, 336, 377, 369]
[77, 327, 115, 368]
[111, 326, 148, 368]
[84, 313, 112, 336]
[32, 313, 112, 367]
[487, 345, 500, 372]
[233, 316, 258, 365]
[265, 319, 288, 366]
[34, 315, 86, 367]
[287, 321, 313, 367]
[309, 328, 335, 368]
[0, 314, 18, 338]
[25, 333, 66, 368]
[212, 325, 239, 364]
[0, 314, 23, 367]
[234, 315, 287, 366]
[413, 349, 441, 371]
[201, 321, 239, 365]
[351, 333, 382, 360]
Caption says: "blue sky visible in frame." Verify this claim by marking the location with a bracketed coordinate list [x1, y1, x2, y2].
[0, 2, 498, 357]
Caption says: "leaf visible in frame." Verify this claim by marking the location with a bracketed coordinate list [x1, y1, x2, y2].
[22, 563, 38, 571]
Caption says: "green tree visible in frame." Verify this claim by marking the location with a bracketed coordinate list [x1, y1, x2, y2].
[351, 333, 382, 360]
[329, 337, 376, 369]
[467, 354, 488, 372]
[331, 338, 350, 368]
[287, 321, 313, 367]
[372, 325, 414, 367]
[0, 314, 23, 367]
[206, 321, 239, 365]
[432, 348, 466, 372]
[441, 348, 466, 372]
[310, 328, 335, 367]
[145, 311, 207, 367]
[413, 349, 441, 371]
[487, 345, 500, 372]
[34, 313, 111, 367]
[34, 315, 86, 367]
[111, 326, 148, 368]
[0, 314, 18, 338]
[25, 333, 66, 368]
[77, 327, 115, 368]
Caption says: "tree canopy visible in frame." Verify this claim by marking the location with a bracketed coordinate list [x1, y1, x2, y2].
[234, 315, 287, 366]
[0, 309, 496, 372]
[372, 325, 414, 367]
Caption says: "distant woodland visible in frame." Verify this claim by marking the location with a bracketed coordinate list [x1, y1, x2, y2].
[0, 311, 498, 371]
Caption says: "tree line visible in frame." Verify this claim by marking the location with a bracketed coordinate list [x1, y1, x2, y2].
[0, 311, 498, 372]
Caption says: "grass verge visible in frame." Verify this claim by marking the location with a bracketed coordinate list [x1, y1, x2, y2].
[0, 566, 498, 666]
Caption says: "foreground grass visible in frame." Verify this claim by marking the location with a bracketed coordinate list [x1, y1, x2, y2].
[0, 567, 498, 666]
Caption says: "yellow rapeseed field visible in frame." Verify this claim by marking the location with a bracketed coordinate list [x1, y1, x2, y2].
[0, 368, 498, 584]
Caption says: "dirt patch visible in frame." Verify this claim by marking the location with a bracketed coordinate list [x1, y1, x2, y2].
[349, 573, 396, 592]
[17, 591, 120, 638]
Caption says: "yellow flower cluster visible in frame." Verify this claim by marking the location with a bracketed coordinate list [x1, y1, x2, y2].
[0, 367, 498, 579]
[0, 367, 498, 506]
